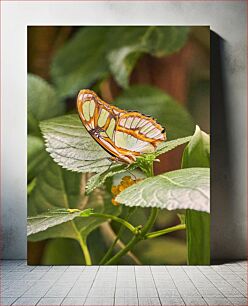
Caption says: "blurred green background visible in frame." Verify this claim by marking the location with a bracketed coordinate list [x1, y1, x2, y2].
[27, 26, 209, 265]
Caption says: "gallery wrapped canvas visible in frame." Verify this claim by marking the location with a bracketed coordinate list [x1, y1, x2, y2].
[27, 26, 210, 265]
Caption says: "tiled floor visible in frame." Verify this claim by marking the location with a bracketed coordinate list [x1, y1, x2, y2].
[0, 260, 247, 305]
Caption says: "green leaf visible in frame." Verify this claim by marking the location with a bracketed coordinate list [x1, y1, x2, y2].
[150, 26, 190, 56]
[50, 26, 189, 96]
[182, 125, 210, 265]
[51, 27, 110, 98]
[28, 74, 65, 135]
[28, 159, 120, 242]
[134, 237, 187, 265]
[155, 136, 192, 157]
[86, 163, 137, 195]
[40, 114, 112, 173]
[41, 238, 84, 265]
[28, 159, 86, 218]
[27, 135, 49, 181]
[108, 46, 140, 89]
[108, 26, 189, 88]
[77, 198, 121, 239]
[116, 168, 210, 213]
[27, 178, 37, 196]
[85, 136, 193, 194]
[114, 85, 195, 139]
[107, 27, 150, 88]
[182, 125, 210, 168]
[27, 209, 83, 236]
[185, 210, 210, 265]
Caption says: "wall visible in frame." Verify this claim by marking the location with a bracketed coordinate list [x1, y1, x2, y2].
[1, 1, 246, 260]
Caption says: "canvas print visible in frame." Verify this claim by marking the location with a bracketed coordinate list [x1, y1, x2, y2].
[27, 26, 210, 265]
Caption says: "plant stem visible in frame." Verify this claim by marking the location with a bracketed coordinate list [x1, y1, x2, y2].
[89, 212, 137, 234]
[71, 221, 92, 265]
[105, 235, 140, 265]
[99, 225, 125, 265]
[146, 224, 186, 239]
[141, 207, 158, 234]
[104, 208, 158, 265]
[100, 207, 138, 265]
[147, 162, 154, 177]
[78, 235, 92, 265]
[105, 162, 158, 265]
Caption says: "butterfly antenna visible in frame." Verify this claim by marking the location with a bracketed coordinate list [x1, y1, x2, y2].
[105, 161, 114, 172]
[127, 169, 137, 180]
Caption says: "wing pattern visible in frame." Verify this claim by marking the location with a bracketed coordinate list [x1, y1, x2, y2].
[77, 89, 166, 164]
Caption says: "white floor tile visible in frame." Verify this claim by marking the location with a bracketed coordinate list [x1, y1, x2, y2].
[182, 297, 207, 305]
[37, 297, 64, 305]
[228, 297, 248, 305]
[85, 297, 114, 305]
[61, 297, 86, 305]
[0, 260, 247, 306]
[204, 297, 232, 305]
[115, 297, 138, 305]
[12, 297, 40, 305]
[160, 297, 185, 305]
[115, 287, 137, 298]
[138, 297, 161, 305]
[0, 297, 17, 305]
[137, 287, 158, 298]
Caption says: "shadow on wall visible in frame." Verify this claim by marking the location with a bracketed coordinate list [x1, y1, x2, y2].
[211, 31, 240, 262]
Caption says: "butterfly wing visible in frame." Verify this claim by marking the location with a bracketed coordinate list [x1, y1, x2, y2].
[77, 90, 134, 163]
[116, 112, 165, 154]
[77, 90, 166, 164]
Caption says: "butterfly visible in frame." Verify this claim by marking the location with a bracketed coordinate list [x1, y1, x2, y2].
[77, 89, 166, 164]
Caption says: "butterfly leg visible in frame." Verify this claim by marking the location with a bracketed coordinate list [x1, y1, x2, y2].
[109, 154, 136, 165]
[109, 156, 120, 163]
